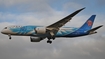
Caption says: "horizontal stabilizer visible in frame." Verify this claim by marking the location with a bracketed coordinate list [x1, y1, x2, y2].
[87, 25, 103, 32]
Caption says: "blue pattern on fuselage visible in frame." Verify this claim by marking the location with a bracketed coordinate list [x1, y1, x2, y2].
[10, 26, 37, 35]
[56, 27, 78, 37]
[10, 25, 83, 37]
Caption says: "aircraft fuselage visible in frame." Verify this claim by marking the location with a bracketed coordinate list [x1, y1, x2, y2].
[1, 25, 89, 37]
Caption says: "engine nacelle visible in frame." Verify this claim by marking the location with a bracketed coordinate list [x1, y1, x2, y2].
[35, 27, 46, 34]
[30, 37, 42, 42]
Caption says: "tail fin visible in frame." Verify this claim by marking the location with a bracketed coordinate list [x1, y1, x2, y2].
[78, 15, 96, 31]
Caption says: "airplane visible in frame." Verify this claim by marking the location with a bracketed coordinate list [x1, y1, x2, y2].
[1, 8, 103, 44]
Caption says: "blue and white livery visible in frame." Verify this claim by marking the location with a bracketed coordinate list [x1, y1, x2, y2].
[1, 8, 103, 44]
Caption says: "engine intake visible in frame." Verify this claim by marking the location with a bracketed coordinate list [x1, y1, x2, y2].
[30, 37, 43, 42]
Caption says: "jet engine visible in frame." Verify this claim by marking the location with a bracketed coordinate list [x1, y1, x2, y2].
[30, 37, 43, 42]
[35, 27, 46, 34]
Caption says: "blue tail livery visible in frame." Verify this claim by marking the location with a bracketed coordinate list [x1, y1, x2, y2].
[77, 15, 96, 31]
[1, 8, 103, 44]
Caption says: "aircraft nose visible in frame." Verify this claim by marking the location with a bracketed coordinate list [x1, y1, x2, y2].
[1, 29, 7, 34]
[1, 30, 4, 34]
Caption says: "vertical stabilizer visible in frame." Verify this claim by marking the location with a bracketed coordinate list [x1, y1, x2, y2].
[78, 15, 96, 31]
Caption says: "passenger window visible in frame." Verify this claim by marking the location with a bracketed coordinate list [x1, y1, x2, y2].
[4, 27, 7, 29]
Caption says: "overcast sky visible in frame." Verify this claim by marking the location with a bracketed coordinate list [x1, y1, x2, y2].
[0, 0, 105, 59]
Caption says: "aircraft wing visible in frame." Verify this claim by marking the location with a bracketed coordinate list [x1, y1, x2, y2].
[46, 8, 85, 39]
[47, 8, 85, 28]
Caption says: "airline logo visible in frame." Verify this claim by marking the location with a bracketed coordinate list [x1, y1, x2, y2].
[87, 20, 92, 26]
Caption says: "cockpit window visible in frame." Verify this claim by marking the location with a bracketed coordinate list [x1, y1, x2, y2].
[4, 27, 7, 29]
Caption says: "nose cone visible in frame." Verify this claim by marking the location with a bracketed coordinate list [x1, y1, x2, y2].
[1, 28, 13, 35]
[1, 30, 5, 34]
[1, 29, 8, 34]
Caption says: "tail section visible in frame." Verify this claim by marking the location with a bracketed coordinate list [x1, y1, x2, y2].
[87, 25, 103, 34]
[78, 15, 96, 31]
